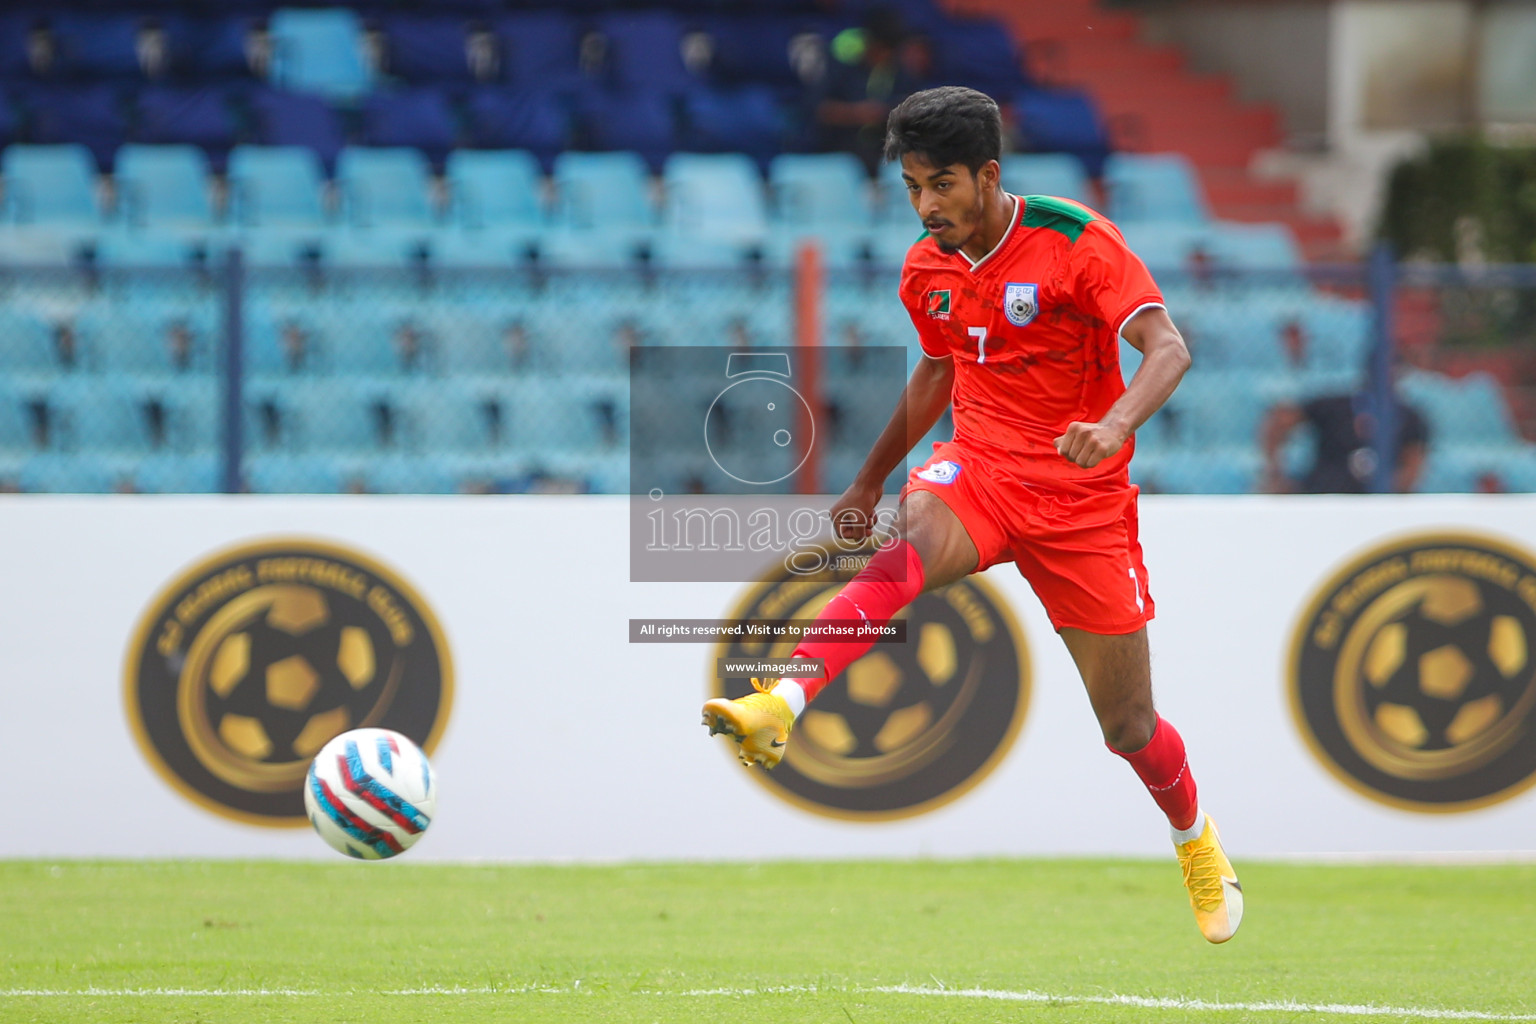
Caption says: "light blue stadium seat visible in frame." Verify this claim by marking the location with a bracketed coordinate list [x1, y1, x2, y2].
[0, 309, 57, 372]
[649, 233, 762, 270]
[874, 160, 913, 228]
[541, 228, 649, 270]
[363, 459, 462, 495]
[1301, 301, 1370, 375]
[1399, 371, 1518, 448]
[228, 146, 326, 228]
[115, 145, 215, 229]
[95, 230, 209, 268]
[762, 232, 866, 271]
[395, 380, 500, 453]
[2, 145, 101, 225]
[1185, 301, 1287, 371]
[868, 225, 926, 269]
[135, 453, 223, 494]
[1170, 375, 1274, 451]
[327, 311, 417, 374]
[1002, 154, 1092, 205]
[50, 380, 152, 451]
[19, 453, 132, 493]
[269, 8, 373, 102]
[321, 228, 429, 269]
[551, 151, 655, 234]
[1209, 222, 1302, 270]
[245, 454, 349, 493]
[336, 147, 435, 228]
[1151, 451, 1259, 494]
[769, 153, 871, 229]
[138, 379, 223, 453]
[430, 227, 535, 269]
[503, 375, 623, 451]
[1104, 153, 1210, 224]
[245, 379, 387, 452]
[0, 382, 39, 452]
[663, 153, 768, 242]
[447, 150, 544, 230]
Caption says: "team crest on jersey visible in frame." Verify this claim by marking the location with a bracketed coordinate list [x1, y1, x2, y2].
[1004, 282, 1038, 327]
[926, 290, 951, 320]
[916, 460, 961, 485]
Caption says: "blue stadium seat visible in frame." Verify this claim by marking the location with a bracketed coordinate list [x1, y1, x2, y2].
[495, 13, 581, 91]
[396, 380, 501, 452]
[446, 149, 543, 230]
[114, 145, 214, 229]
[93, 231, 204, 268]
[1001, 154, 1092, 206]
[464, 88, 570, 168]
[578, 91, 676, 173]
[91, 310, 216, 375]
[134, 454, 224, 494]
[1300, 301, 1370, 375]
[268, 8, 372, 102]
[1209, 222, 1303, 271]
[364, 459, 463, 495]
[1400, 371, 1519, 448]
[430, 228, 534, 269]
[770, 153, 871, 229]
[0, 382, 41, 452]
[361, 88, 459, 166]
[162, 15, 260, 79]
[596, 12, 694, 96]
[137, 379, 222, 452]
[336, 147, 435, 228]
[134, 88, 239, 167]
[228, 146, 326, 228]
[49, 14, 144, 79]
[1012, 89, 1110, 176]
[245, 454, 348, 494]
[26, 85, 128, 170]
[703, 16, 811, 87]
[380, 15, 474, 84]
[2, 145, 101, 225]
[251, 90, 347, 171]
[50, 380, 152, 452]
[931, 18, 1026, 95]
[1149, 451, 1259, 495]
[0, 310, 56, 373]
[683, 85, 786, 166]
[245, 379, 388, 452]
[0, 13, 34, 79]
[663, 153, 768, 243]
[19, 454, 130, 494]
[552, 151, 654, 233]
[1104, 153, 1211, 224]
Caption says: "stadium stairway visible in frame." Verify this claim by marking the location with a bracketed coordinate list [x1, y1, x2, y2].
[946, 0, 1347, 261]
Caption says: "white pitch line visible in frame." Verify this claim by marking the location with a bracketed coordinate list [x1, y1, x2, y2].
[0, 983, 1532, 1021]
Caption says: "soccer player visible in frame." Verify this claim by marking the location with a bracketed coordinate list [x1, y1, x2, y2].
[702, 86, 1242, 943]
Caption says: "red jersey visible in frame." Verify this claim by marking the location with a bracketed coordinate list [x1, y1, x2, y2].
[899, 193, 1164, 487]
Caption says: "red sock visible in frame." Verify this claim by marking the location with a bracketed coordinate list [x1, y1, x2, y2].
[785, 540, 925, 702]
[1110, 716, 1200, 832]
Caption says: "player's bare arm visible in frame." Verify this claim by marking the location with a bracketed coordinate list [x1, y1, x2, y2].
[831, 352, 955, 542]
[1055, 307, 1191, 469]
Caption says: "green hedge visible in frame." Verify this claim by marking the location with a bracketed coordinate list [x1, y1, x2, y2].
[1380, 139, 1536, 262]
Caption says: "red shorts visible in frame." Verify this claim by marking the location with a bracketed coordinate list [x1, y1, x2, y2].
[902, 441, 1154, 634]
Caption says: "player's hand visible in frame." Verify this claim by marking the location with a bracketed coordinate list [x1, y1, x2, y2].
[1054, 421, 1126, 469]
[829, 480, 883, 542]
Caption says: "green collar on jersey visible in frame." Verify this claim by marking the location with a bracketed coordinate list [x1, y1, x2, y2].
[910, 194, 1094, 250]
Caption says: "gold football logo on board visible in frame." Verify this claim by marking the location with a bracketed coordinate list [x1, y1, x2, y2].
[125, 538, 453, 825]
[712, 547, 1030, 820]
[1290, 532, 1536, 812]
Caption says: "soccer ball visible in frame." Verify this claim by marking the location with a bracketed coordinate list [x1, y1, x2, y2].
[303, 728, 436, 860]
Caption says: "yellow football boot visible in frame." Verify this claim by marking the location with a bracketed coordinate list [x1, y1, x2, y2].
[701, 678, 795, 770]
[1175, 815, 1244, 943]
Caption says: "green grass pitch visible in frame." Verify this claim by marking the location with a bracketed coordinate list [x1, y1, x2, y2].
[2, 858, 1534, 1023]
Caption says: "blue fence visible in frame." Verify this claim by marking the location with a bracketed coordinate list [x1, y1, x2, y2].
[0, 251, 1533, 495]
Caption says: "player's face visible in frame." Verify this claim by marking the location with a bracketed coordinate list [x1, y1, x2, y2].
[901, 155, 995, 254]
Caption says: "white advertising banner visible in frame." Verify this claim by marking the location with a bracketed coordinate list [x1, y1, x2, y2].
[4, 494, 1536, 860]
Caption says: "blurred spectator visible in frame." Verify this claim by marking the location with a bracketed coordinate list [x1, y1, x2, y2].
[279, 319, 310, 372]
[815, 6, 921, 172]
[53, 320, 78, 370]
[1262, 387, 1429, 493]
[165, 319, 194, 372]
[1476, 471, 1508, 493]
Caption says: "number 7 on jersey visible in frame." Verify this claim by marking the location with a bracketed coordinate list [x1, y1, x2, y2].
[967, 326, 988, 364]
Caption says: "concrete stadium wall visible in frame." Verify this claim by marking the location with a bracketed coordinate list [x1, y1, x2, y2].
[5, 494, 1536, 861]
